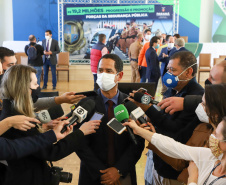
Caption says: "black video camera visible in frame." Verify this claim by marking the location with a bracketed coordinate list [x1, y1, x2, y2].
[50, 166, 72, 185]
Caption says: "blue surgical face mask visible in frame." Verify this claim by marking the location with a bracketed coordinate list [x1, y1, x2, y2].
[163, 63, 197, 88]
[155, 44, 160, 49]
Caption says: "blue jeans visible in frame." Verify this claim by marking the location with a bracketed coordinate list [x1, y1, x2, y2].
[43, 58, 56, 87]
[33, 66, 42, 86]
[140, 66, 147, 83]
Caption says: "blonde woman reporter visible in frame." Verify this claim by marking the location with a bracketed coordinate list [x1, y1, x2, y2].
[0, 65, 100, 185]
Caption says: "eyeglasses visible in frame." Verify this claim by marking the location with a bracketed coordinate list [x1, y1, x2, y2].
[211, 134, 226, 142]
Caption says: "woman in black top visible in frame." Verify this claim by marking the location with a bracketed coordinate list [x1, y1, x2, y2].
[0, 65, 100, 185]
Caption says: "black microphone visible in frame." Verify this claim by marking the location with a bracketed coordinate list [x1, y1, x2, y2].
[61, 99, 95, 133]
[124, 101, 147, 124]
[37, 105, 64, 123]
[134, 92, 161, 111]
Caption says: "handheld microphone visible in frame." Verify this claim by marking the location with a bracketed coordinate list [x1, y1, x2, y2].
[124, 101, 147, 124]
[38, 105, 64, 123]
[114, 104, 137, 145]
[134, 92, 161, 111]
[61, 99, 95, 133]
[64, 104, 79, 119]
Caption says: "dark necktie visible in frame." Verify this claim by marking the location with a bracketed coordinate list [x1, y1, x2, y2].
[46, 40, 49, 58]
[107, 100, 115, 166]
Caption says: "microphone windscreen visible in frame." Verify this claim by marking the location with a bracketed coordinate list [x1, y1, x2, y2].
[124, 101, 138, 114]
[48, 105, 64, 120]
[134, 92, 151, 105]
[114, 104, 129, 122]
[80, 99, 96, 115]
[133, 92, 144, 103]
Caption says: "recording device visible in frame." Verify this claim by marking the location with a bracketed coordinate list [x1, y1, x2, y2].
[137, 87, 147, 93]
[107, 118, 126, 134]
[121, 87, 148, 105]
[61, 99, 95, 133]
[114, 104, 138, 145]
[50, 166, 72, 185]
[133, 92, 161, 111]
[90, 112, 104, 121]
[124, 101, 147, 125]
[75, 91, 98, 97]
[37, 105, 64, 123]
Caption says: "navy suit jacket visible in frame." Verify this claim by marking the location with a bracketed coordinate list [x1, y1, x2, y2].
[75, 89, 145, 185]
[42, 39, 60, 65]
[158, 47, 174, 76]
[145, 47, 160, 82]
[169, 47, 188, 57]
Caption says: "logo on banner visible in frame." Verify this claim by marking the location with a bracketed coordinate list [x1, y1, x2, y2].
[162, 7, 166, 12]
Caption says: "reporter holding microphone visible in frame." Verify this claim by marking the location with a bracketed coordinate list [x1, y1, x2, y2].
[0, 65, 101, 185]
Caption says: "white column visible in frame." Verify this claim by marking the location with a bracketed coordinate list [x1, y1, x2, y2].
[199, 0, 214, 43]
[0, 0, 14, 46]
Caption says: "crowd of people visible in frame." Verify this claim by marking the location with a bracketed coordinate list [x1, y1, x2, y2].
[0, 26, 226, 185]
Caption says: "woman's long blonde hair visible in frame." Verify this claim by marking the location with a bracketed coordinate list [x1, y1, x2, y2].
[1, 65, 37, 117]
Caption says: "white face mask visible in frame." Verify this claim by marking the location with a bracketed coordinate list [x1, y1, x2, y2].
[195, 103, 209, 123]
[145, 35, 152, 41]
[45, 36, 50, 40]
[97, 72, 118, 91]
[168, 43, 174, 49]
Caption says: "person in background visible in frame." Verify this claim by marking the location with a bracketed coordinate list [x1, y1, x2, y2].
[128, 33, 143, 82]
[173, 33, 180, 41]
[169, 38, 187, 57]
[143, 29, 152, 45]
[158, 35, 175, 94]
[90, 34, 108, 88]
[145, 36, 161, 87]
[138, 29, 152, 82]
[25, 35, 44, 85]
[42, 30, 60, 90]
[118, 27, 127, 54]
[0, 47, 16, 73]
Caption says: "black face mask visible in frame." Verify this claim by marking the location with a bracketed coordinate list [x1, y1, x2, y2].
[205, 79, 212, 87]
[30, 86, 41, 103]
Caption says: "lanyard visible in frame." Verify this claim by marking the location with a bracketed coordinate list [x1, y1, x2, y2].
[203, 162, 226, 185]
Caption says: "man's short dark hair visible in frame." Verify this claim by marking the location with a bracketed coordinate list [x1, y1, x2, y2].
[173, 33, 180, 39]
[45, 30, 52, 35]
[166, 35, 172, 42]
[143, 23, 147, 25]
[144, 29, 151, 34]
[99, 34, 106, 43]
[0, 47, 15, 63]
[98, 54, 123, 73]
[29, 35, 36, 42]
[170, 51, 197, 76]
[150, 36, 160, 47]
[126, 23, 130, 26]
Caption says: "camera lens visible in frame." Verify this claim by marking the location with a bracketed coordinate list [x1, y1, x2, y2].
[60, 172, 73, 183]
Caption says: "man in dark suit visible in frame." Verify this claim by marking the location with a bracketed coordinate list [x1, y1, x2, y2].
[169, 38, 188, 57]
[145, 36, 161, 88]
[42, 30, 60, 90]
[158, 35, 175, 93]
[75, 54, 144, 185]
